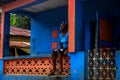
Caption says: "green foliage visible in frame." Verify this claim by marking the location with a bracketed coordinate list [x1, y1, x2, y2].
[10, 14, 16, 26]
[10, 14, 30, 30]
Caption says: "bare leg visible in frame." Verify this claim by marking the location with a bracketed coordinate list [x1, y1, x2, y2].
[48, 52, 57, 76]
[57, 51, 63, 74]
[52, 52, 56, 73]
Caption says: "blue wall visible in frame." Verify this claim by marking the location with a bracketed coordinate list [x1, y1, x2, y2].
[2, 0, 120, 80]
[113, 18, 120, 49]
[69, 52, 84, 80]
[0, 60, 3, 80]
[83, 0, 120, 51]
[116, 50, 120, 80]
[30, 6, 68, 55]
[83, 0, 120, 79]
[75, 0, 83, 51]
[3, 12, 10, 57]
[83, 0, 120, 48]
[3, 75, 70, 80]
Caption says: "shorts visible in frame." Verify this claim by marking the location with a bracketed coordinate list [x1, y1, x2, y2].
[53, 48, 68, 56]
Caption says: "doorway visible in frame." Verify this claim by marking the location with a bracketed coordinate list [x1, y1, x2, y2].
[88, 17, 116, 80]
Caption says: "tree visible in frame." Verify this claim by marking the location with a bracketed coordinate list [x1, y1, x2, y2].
[10, 13, 16, 26]
[10, 14, 30, 30]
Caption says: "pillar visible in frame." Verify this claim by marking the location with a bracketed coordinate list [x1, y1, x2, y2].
[2, 12, 10, 57]
[68, 0, 83, 52]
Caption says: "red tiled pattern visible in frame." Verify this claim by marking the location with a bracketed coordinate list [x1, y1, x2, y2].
[4, 57, 70, 75]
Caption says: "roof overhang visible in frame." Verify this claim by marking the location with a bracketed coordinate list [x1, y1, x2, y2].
[0, 0, 16, 6]
[23, 0, 68, 13]
[2, 0, 67, 13]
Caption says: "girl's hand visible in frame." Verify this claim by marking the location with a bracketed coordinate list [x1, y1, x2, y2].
[64, 49, 68, 56]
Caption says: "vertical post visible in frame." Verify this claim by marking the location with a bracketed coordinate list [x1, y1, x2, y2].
[15, 48, 18, 56]
[0, 60, 3, 79]
[0, 11, 10, 58]
[68, 0, 83, 53]
[95, 12, 99, 52]
[68, 0, 84, 80]
[75, 0, 83, 51]
[0, 10, 4, 59]
[68, 0, 75, 52]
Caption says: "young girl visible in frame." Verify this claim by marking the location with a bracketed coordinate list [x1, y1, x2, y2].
[49, 22, 68, 75]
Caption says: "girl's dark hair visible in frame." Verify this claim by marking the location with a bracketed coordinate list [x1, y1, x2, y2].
[64, 23, 68, 31]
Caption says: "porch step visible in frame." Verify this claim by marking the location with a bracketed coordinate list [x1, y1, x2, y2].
[2, 75, 70, 80]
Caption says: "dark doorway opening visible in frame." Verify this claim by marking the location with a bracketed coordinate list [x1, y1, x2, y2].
[90, 21, 96, 49]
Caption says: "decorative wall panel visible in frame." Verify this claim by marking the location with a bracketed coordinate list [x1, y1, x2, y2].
[88, 48, 116, 80]
[4, 57, 70, 75]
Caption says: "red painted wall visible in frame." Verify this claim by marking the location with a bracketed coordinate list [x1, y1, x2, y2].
[100, 18, 112, 41]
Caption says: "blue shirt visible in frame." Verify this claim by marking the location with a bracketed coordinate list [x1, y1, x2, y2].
[59, 32, 68, 48]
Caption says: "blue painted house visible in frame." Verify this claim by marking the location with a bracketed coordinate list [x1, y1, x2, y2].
[0, 0, 120, 80]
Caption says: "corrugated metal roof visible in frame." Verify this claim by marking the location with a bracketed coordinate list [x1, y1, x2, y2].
[10, 27, 30, 37]
[0, 24, 30, 37]
[10, 27, 30, 47]
[0, 24, 30, 47]
[10, 41, 30, 48]
[23, 0, 67, 13]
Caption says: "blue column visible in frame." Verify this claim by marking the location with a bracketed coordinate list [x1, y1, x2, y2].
[3, 12, 10, 57]
[116, 50, 120, 80]
[69, 0, 84, 80]
[0, 60, 3, 80]
[75, 0, 83, 51]
[69, 52, 84, 80]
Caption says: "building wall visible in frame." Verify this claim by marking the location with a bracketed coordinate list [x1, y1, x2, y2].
[0, 60, 3, 80]
[2, 0, 120, 80]
[116, 50, 120, 80]
[83, 0, 120, 79]
[30, 6, 68, 55]
[3, 12, 10, 57]
[83, 0, 120, 49]
[3, 75, 70, 80]
[83, 0, 120, 52]
[69, 52, 84, 80]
